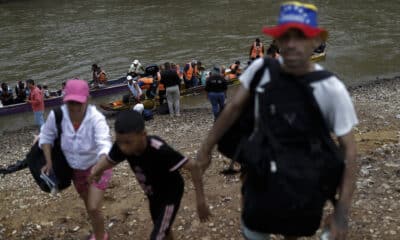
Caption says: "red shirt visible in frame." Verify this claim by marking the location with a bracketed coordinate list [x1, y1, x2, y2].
[29, 86, 45, 111]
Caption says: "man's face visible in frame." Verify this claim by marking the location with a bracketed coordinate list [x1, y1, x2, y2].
[276, 29, 320, 70]
[115, 131, 147, 156]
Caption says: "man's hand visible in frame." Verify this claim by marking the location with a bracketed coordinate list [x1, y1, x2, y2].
[329, 204, 349, 240]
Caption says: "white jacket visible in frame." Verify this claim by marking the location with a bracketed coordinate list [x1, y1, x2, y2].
[39, 104, 112, 170]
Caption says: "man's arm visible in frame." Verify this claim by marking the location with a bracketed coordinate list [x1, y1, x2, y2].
[197, 85, 250, 172]
[330, 130, 358, 240]
[182, 158, 211, 222]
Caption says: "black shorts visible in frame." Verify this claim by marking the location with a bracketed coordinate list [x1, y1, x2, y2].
[149, 197, 182, 240]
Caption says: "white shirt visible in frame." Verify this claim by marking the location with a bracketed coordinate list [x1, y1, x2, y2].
[129, 63, 144, 74]
[239, 58, 358, 137]
[127, 81, 142, 98]
[39, 104, 112, 170]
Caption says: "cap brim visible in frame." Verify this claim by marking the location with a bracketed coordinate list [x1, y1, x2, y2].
[263, 23, 328, 41]
[63, 94, 87, 103]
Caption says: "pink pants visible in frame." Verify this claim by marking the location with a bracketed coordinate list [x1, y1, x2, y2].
[72, 167, 112, 194]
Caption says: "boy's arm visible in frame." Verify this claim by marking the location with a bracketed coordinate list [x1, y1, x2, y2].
[182, 158, 211, 222]
[88, 154, 115, 183]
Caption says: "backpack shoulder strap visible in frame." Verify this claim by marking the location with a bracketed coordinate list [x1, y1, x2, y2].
[249, 57, 274, 92]
[300, 70, 334, 85]
[53, 107, 63, 137]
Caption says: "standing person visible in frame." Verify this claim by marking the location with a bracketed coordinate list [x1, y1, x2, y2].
[183, 60, 199, 88]
[88, 110, 210, 240]
[39, 79, 112, 240]
[197, 2, 358, 240]
[249, 38, 264, 61]
[205, 66, 227, 120]
[14, 81, 27, 103]
[26, 79, 45, 131]
[161, 62, 181, 117]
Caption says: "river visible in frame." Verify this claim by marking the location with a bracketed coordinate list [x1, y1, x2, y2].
[0, 0, 399, 130]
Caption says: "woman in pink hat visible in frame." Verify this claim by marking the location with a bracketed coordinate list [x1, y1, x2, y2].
[39, 79, 111, 240]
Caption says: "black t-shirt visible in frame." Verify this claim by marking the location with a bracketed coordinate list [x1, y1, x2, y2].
[160, 70, 181, 88]
[205, 75, 227, 92]
[108, 136, 187, 202]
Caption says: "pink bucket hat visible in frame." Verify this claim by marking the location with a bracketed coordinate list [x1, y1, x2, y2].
[63, 79, 89, 103]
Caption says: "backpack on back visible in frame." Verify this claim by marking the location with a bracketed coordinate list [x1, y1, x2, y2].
[27, 108, 73, 193]
[232, 58, 344, 236]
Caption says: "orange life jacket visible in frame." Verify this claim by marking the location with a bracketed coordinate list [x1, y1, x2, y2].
[139, 77, 154, 90]
[184, 63, 198, 80]
[158, 83, 165, 91]
[251, 42, 264, 58]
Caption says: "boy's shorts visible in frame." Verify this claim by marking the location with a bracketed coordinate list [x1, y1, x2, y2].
[149, 196, 182, 240]
[72, 167, 112, 194]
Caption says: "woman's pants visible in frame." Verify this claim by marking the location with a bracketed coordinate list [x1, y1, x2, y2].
[166, 85, 180, 116]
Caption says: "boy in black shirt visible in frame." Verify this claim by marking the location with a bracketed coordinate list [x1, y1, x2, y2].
[89, 110, 210, 240]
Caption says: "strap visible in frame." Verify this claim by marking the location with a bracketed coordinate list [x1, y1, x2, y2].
[249, 57, 271, 92]
[299, 70, 333, 85]
[53, 107, 63, 137]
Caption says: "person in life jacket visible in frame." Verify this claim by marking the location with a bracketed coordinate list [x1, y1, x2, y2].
[183, 60, 199, 88]
[249, 38, 265, 61]
[91, 64, 108, 87]
[226, 60, 242, 80]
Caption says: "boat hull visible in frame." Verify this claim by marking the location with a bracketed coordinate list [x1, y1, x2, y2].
[0, 77, 128, 116]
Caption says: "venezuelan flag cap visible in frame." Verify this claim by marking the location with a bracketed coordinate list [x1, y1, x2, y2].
[262, 1, 327, 41]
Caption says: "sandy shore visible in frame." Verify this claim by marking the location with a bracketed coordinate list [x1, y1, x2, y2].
[1, 77, 400, 240]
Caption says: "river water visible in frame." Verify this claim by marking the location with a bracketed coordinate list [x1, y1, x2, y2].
[0, 0, 399, 130]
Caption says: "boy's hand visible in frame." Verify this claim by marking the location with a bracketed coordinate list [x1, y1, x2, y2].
[197, 201, 211, 222]
[88, 166, 102, 183]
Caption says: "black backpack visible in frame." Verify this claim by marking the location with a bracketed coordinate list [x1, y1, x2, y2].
[217, 59, 271, 160]
[233, 58, 344, 236]
[27, 108, 73, 193]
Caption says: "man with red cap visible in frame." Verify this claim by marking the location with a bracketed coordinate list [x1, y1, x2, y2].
[197, 2, 358, 239]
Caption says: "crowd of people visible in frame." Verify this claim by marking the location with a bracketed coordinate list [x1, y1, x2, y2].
[4, 2, 359, 240]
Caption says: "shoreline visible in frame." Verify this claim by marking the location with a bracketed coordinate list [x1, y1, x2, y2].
[1, 76, 400, 239]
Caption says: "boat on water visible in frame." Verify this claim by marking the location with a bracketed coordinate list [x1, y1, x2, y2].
[311, 51, 326, 62]
[100, 78, 241, 113]
[0, 76, 128, 116]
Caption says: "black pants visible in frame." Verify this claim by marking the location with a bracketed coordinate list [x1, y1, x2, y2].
[149, 196, 182, 240]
